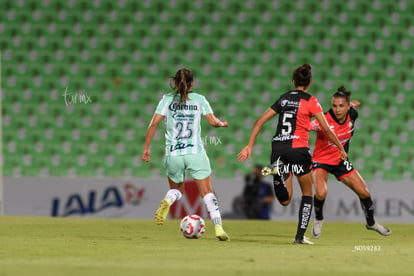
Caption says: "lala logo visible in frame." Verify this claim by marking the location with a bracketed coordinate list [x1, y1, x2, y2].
[125, 183, 145, 205]
[51, 183, 145, 217]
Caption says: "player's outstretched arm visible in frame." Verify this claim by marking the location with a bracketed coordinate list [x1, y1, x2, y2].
[351, 100, 361, 109]
[142, 113, 164, 162]
[204, 113, 229, 127]
[237, 108, 276, 162]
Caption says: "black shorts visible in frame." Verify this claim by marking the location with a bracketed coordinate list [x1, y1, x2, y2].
[270, 146, 312, 176]
[312, 158, 356, 180]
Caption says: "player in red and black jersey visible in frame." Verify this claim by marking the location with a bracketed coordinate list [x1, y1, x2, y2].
[238, 64, 347, 245]
[310, 86, 391, 238]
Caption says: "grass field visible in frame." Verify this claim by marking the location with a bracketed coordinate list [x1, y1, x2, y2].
[0, 216, 413, 276]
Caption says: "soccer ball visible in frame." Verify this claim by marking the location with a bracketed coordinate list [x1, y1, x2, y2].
[180, 214, 206, 239]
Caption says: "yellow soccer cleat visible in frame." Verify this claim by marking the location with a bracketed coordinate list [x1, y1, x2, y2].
[154, 199, 170, 225]
[215, 225, 230, 241]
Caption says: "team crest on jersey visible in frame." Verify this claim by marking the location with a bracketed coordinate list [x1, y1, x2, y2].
[280, 99, 300, 107]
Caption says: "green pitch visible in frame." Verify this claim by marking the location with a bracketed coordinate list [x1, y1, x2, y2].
[0, 216, 412, 276]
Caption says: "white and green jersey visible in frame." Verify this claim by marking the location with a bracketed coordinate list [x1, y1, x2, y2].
[155, 92, 213, 156]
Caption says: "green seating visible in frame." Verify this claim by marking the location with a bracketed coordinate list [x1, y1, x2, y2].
[2, 0, 413, 180]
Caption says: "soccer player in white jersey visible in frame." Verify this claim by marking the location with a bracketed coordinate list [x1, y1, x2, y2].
[142, 68, 230, 241]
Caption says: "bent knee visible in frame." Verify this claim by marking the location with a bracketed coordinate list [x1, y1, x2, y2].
[279, 199, 291, 206]
[315, 189, 327, 200]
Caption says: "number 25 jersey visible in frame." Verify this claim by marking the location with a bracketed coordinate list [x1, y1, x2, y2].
[155, 92, 213, 156]
[270, 90, 323, 150]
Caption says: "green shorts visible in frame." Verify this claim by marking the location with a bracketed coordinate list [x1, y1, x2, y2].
[164, 151, 211, 183]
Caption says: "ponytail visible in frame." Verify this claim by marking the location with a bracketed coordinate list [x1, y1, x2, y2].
[170, 68, 194, 103]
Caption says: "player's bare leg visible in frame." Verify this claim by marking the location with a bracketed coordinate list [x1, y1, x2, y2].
[341, 171, 391, 236]
[312, 169, 329, 238]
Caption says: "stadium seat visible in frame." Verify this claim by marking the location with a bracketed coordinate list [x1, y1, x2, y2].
[2, 0, 413, 180]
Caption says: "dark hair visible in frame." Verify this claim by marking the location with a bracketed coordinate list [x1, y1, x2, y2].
[333, 86, 351, 103]
[170, 68, 193, 103]
[292, 64, 312, 87]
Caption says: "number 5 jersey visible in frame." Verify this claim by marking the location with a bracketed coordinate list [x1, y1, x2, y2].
[270, 90, 323, 150]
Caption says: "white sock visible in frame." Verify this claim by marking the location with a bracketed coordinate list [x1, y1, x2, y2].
[203, 193, 222, 226]
[164, 189, 182, 205]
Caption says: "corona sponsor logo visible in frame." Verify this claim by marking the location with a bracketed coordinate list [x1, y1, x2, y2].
[168, 102, 198, 111]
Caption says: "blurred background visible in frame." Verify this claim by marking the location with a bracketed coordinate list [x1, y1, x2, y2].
[1, 0, 413, 221]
